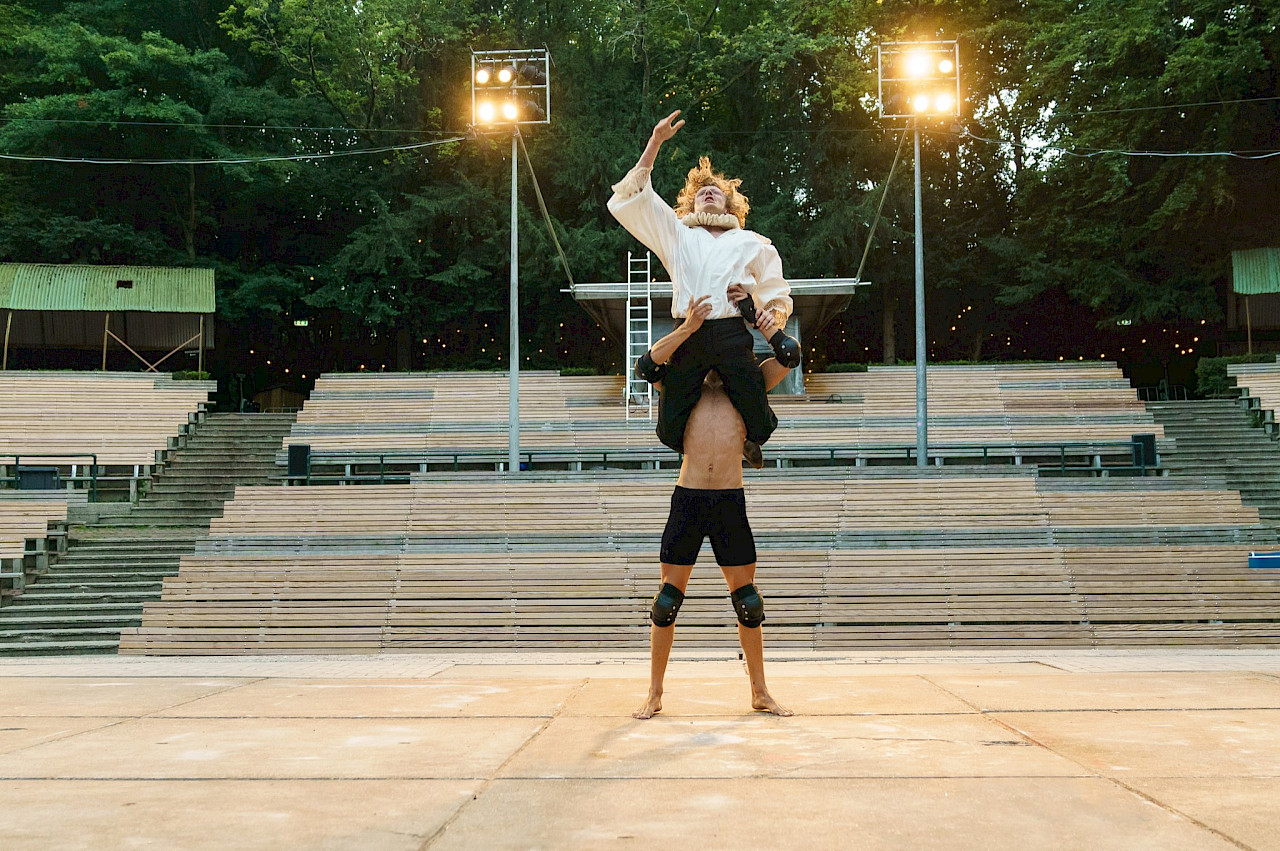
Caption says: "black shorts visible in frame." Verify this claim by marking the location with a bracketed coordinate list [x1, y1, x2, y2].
[659, 486, 757, 567]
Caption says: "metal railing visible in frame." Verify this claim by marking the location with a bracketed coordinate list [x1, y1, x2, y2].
[285, 438, 1158, 484]
[0, 454, 100, 501]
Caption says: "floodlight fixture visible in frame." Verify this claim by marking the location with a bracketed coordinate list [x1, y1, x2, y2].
[877, 40, 961, 120]
[470, 48, 550, 127]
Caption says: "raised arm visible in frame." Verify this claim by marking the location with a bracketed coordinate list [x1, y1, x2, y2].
[637, 110, 684, 170]
[607, 112, 686, 267]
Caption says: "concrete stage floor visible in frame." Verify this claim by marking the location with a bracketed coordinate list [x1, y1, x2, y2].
[1, 649, 1278, 850]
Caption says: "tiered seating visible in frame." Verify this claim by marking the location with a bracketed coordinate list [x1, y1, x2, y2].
[0, 495, 70, 599]
[799, 362, 1161, 454]
[120, 470, 1280, 654]
[0, 371, 214, 466]
[1228, 360, 1280, 416]
[281, 363, 1163, 471]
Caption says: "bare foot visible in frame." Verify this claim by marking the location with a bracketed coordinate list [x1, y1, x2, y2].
[752, 692, 793, 716]
[633, 693, 663, 720]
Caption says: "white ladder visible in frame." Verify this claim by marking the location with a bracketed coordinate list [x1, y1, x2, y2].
[624, 251, 654, 421]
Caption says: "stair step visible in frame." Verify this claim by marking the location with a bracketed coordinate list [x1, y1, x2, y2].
[26, 578, 168, 590]
[6, 597, 154, 613]
[0, 411, 297, 656]
[0, 613, 142, 628]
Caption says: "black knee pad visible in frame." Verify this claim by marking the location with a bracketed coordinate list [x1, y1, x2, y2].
[650, 582, 685, 627]
[731, 584, 765, 628]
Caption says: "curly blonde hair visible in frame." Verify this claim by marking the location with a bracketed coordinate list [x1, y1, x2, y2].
[673, 156, 750, 228]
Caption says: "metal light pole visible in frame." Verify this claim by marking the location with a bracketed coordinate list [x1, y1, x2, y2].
[876, 40, 959, 468]
[509, 129, 519, 472]
[912, 117, 927, 466]
[471, 49, 550, 474]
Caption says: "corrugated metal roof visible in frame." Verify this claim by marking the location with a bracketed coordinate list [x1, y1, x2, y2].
[0, 264, 16, 308]
[0, 264, 214, 313]
[1232, 248, 1280, 296]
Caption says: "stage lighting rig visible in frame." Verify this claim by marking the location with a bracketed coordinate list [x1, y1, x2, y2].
[471, 49, 550, 128]
[875, 39, 961, 465]
[876, 41, 960, 120]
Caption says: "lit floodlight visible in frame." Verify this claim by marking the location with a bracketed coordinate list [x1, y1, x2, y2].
[475, 67, 491, 85]
[905, 51, 931, 78]
[912, 94, 931, 112]
[477, 101, 496, 122]
[934, 91, 955, 112]
[501, 101, 519, 121]
[938, 58, 954, 74]
[497, 66, 514, 84]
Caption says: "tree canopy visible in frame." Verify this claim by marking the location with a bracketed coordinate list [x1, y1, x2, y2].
[1, 0, 1276, 393]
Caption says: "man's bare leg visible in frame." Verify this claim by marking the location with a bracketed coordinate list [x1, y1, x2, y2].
[722, 563, 793, 716]
[635, 563, 693, 719]
[737, 621, 792, 716]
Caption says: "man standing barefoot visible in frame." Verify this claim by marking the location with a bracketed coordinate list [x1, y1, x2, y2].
[631, 287, 793, 719]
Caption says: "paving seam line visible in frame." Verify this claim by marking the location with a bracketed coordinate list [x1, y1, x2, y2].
[919, 674, 1258, 851]
[415, 677, 590, 849]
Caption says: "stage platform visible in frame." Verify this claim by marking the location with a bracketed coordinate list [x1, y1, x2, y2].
[1, 650, 1278, 849]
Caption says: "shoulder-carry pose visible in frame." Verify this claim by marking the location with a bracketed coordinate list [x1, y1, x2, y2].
[631, 289, 794, 719]
[608, 110, 794, 468]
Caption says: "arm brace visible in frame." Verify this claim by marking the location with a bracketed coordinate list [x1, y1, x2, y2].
[635, 350, 668, 384]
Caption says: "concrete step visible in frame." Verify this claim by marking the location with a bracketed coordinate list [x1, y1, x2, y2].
[63, 540, 202, 555]
[0, 410, 298, 655]
[159, 461, 280, 471]
[0, 636, 121, 655]
[11, 591, 160, 608]
[49, 561, 183, 574]
[140, 497, 235, 508]
[0, 612, 142, 628]
[31, 576, 169, 589]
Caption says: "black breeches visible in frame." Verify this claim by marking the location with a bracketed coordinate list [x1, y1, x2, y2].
[655, 318, 777, 453]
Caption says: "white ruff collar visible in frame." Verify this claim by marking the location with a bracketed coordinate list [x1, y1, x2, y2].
[680, 211, 741, 230]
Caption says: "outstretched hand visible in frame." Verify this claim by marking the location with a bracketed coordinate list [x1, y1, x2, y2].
[652, 110, 685, 144]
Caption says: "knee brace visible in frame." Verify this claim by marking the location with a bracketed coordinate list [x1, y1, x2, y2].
[635, 350, 668, 385]
[731, 584, 765, 628]
[650, 582, 685, 627]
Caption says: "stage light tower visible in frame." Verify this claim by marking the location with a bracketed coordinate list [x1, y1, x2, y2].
[877, 40, 960, 467]
[471, 49, 550, 473]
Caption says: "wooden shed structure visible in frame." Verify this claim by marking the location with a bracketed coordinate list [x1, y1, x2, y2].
[0, 264, 215, 372]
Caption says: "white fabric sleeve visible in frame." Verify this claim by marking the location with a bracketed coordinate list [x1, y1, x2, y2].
[749, 243, 793, 327]
[606, 165, 680, 269]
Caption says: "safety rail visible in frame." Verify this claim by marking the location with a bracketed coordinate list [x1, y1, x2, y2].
[0, 454, 100, 501]
[283, 437, 1159, 484]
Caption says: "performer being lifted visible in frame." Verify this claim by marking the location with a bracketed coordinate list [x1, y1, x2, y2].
[631, 288, 794, 719]
[608, 110, 799, 468]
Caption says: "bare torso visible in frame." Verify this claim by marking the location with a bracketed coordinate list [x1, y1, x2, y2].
[676, 379, 747, 490]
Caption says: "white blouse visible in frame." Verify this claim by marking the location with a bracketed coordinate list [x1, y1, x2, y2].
[607, 165, 793, 325]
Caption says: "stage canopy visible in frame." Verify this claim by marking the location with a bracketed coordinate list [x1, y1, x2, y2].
[1, 263, 215, 371]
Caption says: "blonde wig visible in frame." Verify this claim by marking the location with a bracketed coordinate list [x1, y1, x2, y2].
[673, 156, 750, 228]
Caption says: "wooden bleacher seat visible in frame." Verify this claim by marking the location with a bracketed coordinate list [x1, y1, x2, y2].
[0, 497, 70, 599]
[0, 371, 214, 467]
[277, 363, 1165, 473]
[118, 471, 1280, 654]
